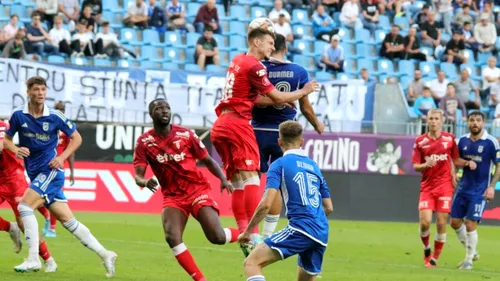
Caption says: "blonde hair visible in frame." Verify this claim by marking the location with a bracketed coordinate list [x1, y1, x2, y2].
[54, 15, 63, 22]
[427, 109, 445, 120]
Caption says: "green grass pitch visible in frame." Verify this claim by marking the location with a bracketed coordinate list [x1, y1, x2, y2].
[0, 210, 499, 280]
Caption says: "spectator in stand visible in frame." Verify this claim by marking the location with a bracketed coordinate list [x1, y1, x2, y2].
[462, 21, 479, 52]
[312, 5, 338, 42]
[340, 0, 363, 29]
[322, 0, 341, 14]
[361, 0, 381, 35]
[124, 0, 149, 29]
[274, 14, 302, 58]
[79, 4, 96, 33]
[387, 0, 412, 18]
[407, 70, 425, 106]
[412, 4, 429, 27]
[380, 25, 405, 60]
[36, 0, 58, 30]
[320, 35, 344, 73]
[26, 12, 57, 56]
[442, 30, 467, 65]
[477, 1, 495, 23]
[195, 26, 220, 71]
[474, 13, 497, 54]
[421, 11, 446, 48]
[49, 15, 73, 57]
[434, 0, 453, 35]
[1, 15, 19, 50]
[429, 71, 449, 104]
[403, 27, 427, 61]
[453, 4, 474, 29]
[269, 0, 291, 23]
[1, 31, 26, 59]
[166, 0, 194, 32]
[481, 56, 500, 104]
[194, 0, 221, 34]
[81, 0, 102, 24]
[439, 83, 467, 125]
[360, 68, 375, 84]
[148, 0, 167, 34]
[285, 0, 303, 9]
[58, 0, 80, 31]
[493, 104, 500, 127]
[96, 21, 124, 59]
[414, 86, 437, 118]
[70, 19, 105, 58]
[454, 69, 480, 109]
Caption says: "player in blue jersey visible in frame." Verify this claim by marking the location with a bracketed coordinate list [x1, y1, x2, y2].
[238, 121, 333, 281]
[3, 76, 117, 276]
[450, 111, 500, 270]
[252, 33, 325, 239]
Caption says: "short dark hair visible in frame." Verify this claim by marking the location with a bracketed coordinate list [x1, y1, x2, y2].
[78, 18, 88, 25]
[247, 28, 276, 44]
[467, 110, 485, 120]
[423, 4, 429, 9]
[148, 98, 169, 114]
[10, 14, 19, 19]
[423, 86, 431, 91]
[279, 121, 303, 145]
[26, 76, 47, 90]
[31, 11, 41, 19]
[464, 21, 471, 25]
[447, 82, 455, 88]
[463, 4, 470, 8]
[273, 33, 287, 53]
[204, 25, 214, 32]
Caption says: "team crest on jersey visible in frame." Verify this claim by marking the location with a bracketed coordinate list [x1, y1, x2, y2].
[478, 145, 484, 153]
[42, 122, 49, 131]
[442, 142, 448, 149]
[464, 146, 467, 150]
[173, 140, 182, 149]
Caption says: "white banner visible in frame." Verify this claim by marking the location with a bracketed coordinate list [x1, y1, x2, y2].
[0, 58, 366, 132]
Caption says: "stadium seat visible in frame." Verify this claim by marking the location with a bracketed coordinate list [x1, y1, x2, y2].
[187, 3, 202, 21]
[230, 35, 247, 52]
[344, 28, 369, 44]
[48, 55, 65, 64]
[143, 29, 164, 47]
[26, 54, 41, 62]
[213, 34, 231, 52]
[293, 40, 312, 54]
[102, 0, 122, 13]
[394, 17, 409, 30]
[164, 47, 182, 64]
[216, 4, 232, 21]
[185, 64, 202, 72]
[440, 62, 457, 80]
[292, 24, 307, 39]
[206, 64, 224, 72]
[460, 63, 475, 76]
[315, 71, 333, 80]
[337, 27, 353, 41]
[165, 31, 182, 47]
[230, 5, 249, 22]
[463, 49, 475, 64]
[238, 0, 258, 5]
[71, 57, 88, 66]
[141, 60, 158, 69]
[314, 41, 328, 56]
[120, 28, 142, 46]
[398, 60, 415, 77]
[354, 43, 370, 59]
[140, 45, 164, 62]
[10, 5, 30, 23]
[337, 73, 351, 80]
[400, 75, 412, 91]
[357, 59, 374, 73]
[369, 30, 386, 45]
[377, 59, 395, 76]
[420, 47, 434, 57]
[94, 58, 111, 67]
[378, 15, 391, 31]
[293, 55, 315, 72]
[228, 22, 246, 36]
[476, 52, 491, 66]
[0, 6, 8, 22]
[185, 48, 195, 64]
[251, 7, 267, 19]
[292, 9, 311, 25]
[419, 61, 437, 77]
[162, 62, 179, 70]
[117, 59, 130, 68]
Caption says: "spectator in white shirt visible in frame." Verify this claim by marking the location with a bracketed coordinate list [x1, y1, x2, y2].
[49, 15, 72, 57]
[482, 56, 500, 93]
[36, 0, 58, 30]
[1, 15, 19, 49]
[474, 13, 497, 54]
[124, 0, 149, 29]
[429, 71, 449, 104]
[274, 14, 302, 58]
[269, 0, 291, 23]
[340, 0, 363, 29]
[70, 19, 105, 58]
[493, 103, 500, 128]
[434, 0, 453, 35]
[58, 0, 80, 31]
[96, 21, 124, 58]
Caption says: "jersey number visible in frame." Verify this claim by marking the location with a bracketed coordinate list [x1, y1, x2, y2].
[293, 172, 320, 208]
[223, 72, 235, 101]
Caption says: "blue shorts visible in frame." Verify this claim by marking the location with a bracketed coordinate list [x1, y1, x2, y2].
[264, 225, 326, 275]
[450, 194, 487, 221]
[254, 130, 282, 173]
[29, 169, 67, 207]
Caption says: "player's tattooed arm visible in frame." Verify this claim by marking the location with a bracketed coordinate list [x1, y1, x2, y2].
[244, 188, 279, 236]
[201, 155, 233, 194]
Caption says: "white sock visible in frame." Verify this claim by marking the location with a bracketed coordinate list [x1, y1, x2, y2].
[247, 275, 266, 281]
[18, 203, 39, 260]
[465, 230, 478, 263]
[63, 218, 107, 258]
[262, 214, 280, 238]
[455, 224, 467, 248]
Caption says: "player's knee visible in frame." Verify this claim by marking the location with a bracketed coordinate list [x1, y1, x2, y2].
[464, 220, 477, 232]
[450, 219, 462, 230]
[205, 229, 226, 245]
[419, 219, 431, 231]
[164, 231, 182, 247]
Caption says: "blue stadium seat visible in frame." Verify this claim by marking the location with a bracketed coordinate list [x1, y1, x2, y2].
[333, 12, 341, 26]
[238, 0, 258, 5]
[369, 30, 386, 45]
[292, 24, 307, 39]
[337, 27, 353, 41]
[419, 61, 437, 77]
[11, 5, 29, 23]
[185, 63, 202, 72]
[71, 57, 88, 66]
[343, 58, 357, 75]
[48, 55, 65, 63]
[165, 30, 182, 47]
[292, 9, 311, 25]
[187, 3, 202, 21]
[357, 59, 374, 73]
[0, 6, 9, 22]
[206, 64, 224, 72]
[102, 0, 122, 13]
[377, 59, 395, 76]
[476, 52, 491, 66]
[141, 60, 158, 69]
[216, 4, 231, 21]
[398, 60, 415, 77]
[293, 55, 315, 72]
[1, 0, 13, 5]
[230, 35, 247, 52]
[251, 7, 267, 19]
[420, 47, 434, 57]
[164, 47, 181, 63]
[378, 15, 390, 30]
[230, 5, 249, 22]
[315, 71, 333, 80]
[120, 28, 142, 46]
[400, 75, 412, 92]
[337, 73, 352, 80]
[344, 28, 368, 44]
[354, 43, 370, 59]
[117, 59, 130, 68]
[463, 49, 475, 64]
[440, 62, 457, 80]
[186, 48, 195, 64]
[140, 45, 164, 62]
[94, 58, 111, 67]
[143, 29, 164, 47]
[293, 40, 312, 54]
[228, 22, 246, 36]
[394, 17, 409, 30]
[314, 41, 328, 56]
[460, 63, 475, 76]
[25, 54, 41, 62]
[213, 34, 231, 52]
[162, 62, 179, 70]
[185, 32, 201, 48]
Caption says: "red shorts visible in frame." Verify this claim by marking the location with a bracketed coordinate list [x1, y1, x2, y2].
[162, 189, 220, 219]
[418, 187, 453, 213]
[211, 113, 260, 179]
[0, 176, 28, 217]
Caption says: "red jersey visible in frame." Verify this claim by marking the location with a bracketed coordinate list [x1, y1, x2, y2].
[412, 132, 459, 191]
[57, 131, 70, 155]
[0, 121, 25, 181]
[215, 54, 275, 119]
[133, 125, 210, 198]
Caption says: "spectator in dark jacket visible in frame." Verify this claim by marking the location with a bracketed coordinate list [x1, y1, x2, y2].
[1, 31, 26, 59]
[194, 0, 221, 34]
[82, 0, 102, 23]
[148, 0, 167, 34]
[380, 25, 405, 60]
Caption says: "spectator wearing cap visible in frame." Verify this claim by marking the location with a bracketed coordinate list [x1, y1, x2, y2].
[429, 71, 449, 104]
[439, 83, 467, 125]
[1, 31, 26, 59]
[433, 0, 453, 35]
[442, 30, 467, 65]
[81, 0, 102, 24]
[380, 25, 405, 60]
[403, 27, 427, 61]
[454, 69, 480, 110]
[269, 0, 291, 23]
[474, 13, 497, 54]
[148, 0, 167, 34]
[70, 18, 105, 58]
[414, 86, 437, 119]
[96, 21, 124, 59]
[35, 0, 58, 30]
[124, 0, 149, 29]
[194, 0, 221, 34]
[26, 11, 57, 56]
[58, 0, 80, 31]
[320, 35, 344, 73]
[312, 5, 338, 42]
[453, 4, 474, 29]
[412, 4, 429, 27]
[195, 26, 220, 71]
[340, 0, 363, 29]
[361, 0, 381, 35]
[48, 15, 73, 57]
[167, 0, 194, 33]
[462, 21, 479, 51]
[407, 70, 425, 106]
[79, 4, 96, 33]
[420, 11, 446, 47]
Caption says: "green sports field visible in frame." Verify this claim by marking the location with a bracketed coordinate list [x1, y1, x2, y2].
[0, 210, 499, 281]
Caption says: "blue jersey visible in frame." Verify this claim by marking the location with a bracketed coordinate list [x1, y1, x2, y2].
[6, 104, 76, 179]
[251, 58, 309, 130]
[457, 131, 500, 199]
[266, 149, 330, 245]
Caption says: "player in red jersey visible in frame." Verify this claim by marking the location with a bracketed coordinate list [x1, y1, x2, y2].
[134, 99, 240, 281]
[412, 109, 476, 268]
[0, 120, 57, 272]
[42, 101, 75, 238]
[210, 25, 319, 246]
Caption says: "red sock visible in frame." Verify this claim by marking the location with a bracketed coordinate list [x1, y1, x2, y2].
[173, 244, 205, 281]
[231, 190, 248, 233]
[0, 216, 10, 231]
[38, 207, 50, 219]
[432, 240, 445, 260]
[244, 184, 260, 234]
[420, 232, 430, 249]
[224, 227, 240, 243]
[39, 241, 51, 261]
[50, 215, 57, 230]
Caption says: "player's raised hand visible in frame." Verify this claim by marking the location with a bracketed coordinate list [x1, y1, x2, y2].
[16, 147, 30, 159]
[237, 232, 251, 244]
[48, 156, 64, 169]
[303, 81, 320, 95]
[145, 178, 159, 192]
[221, 180, 234, 195]
[467, 161, 477, 170]
[484, 186, 495, 201]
